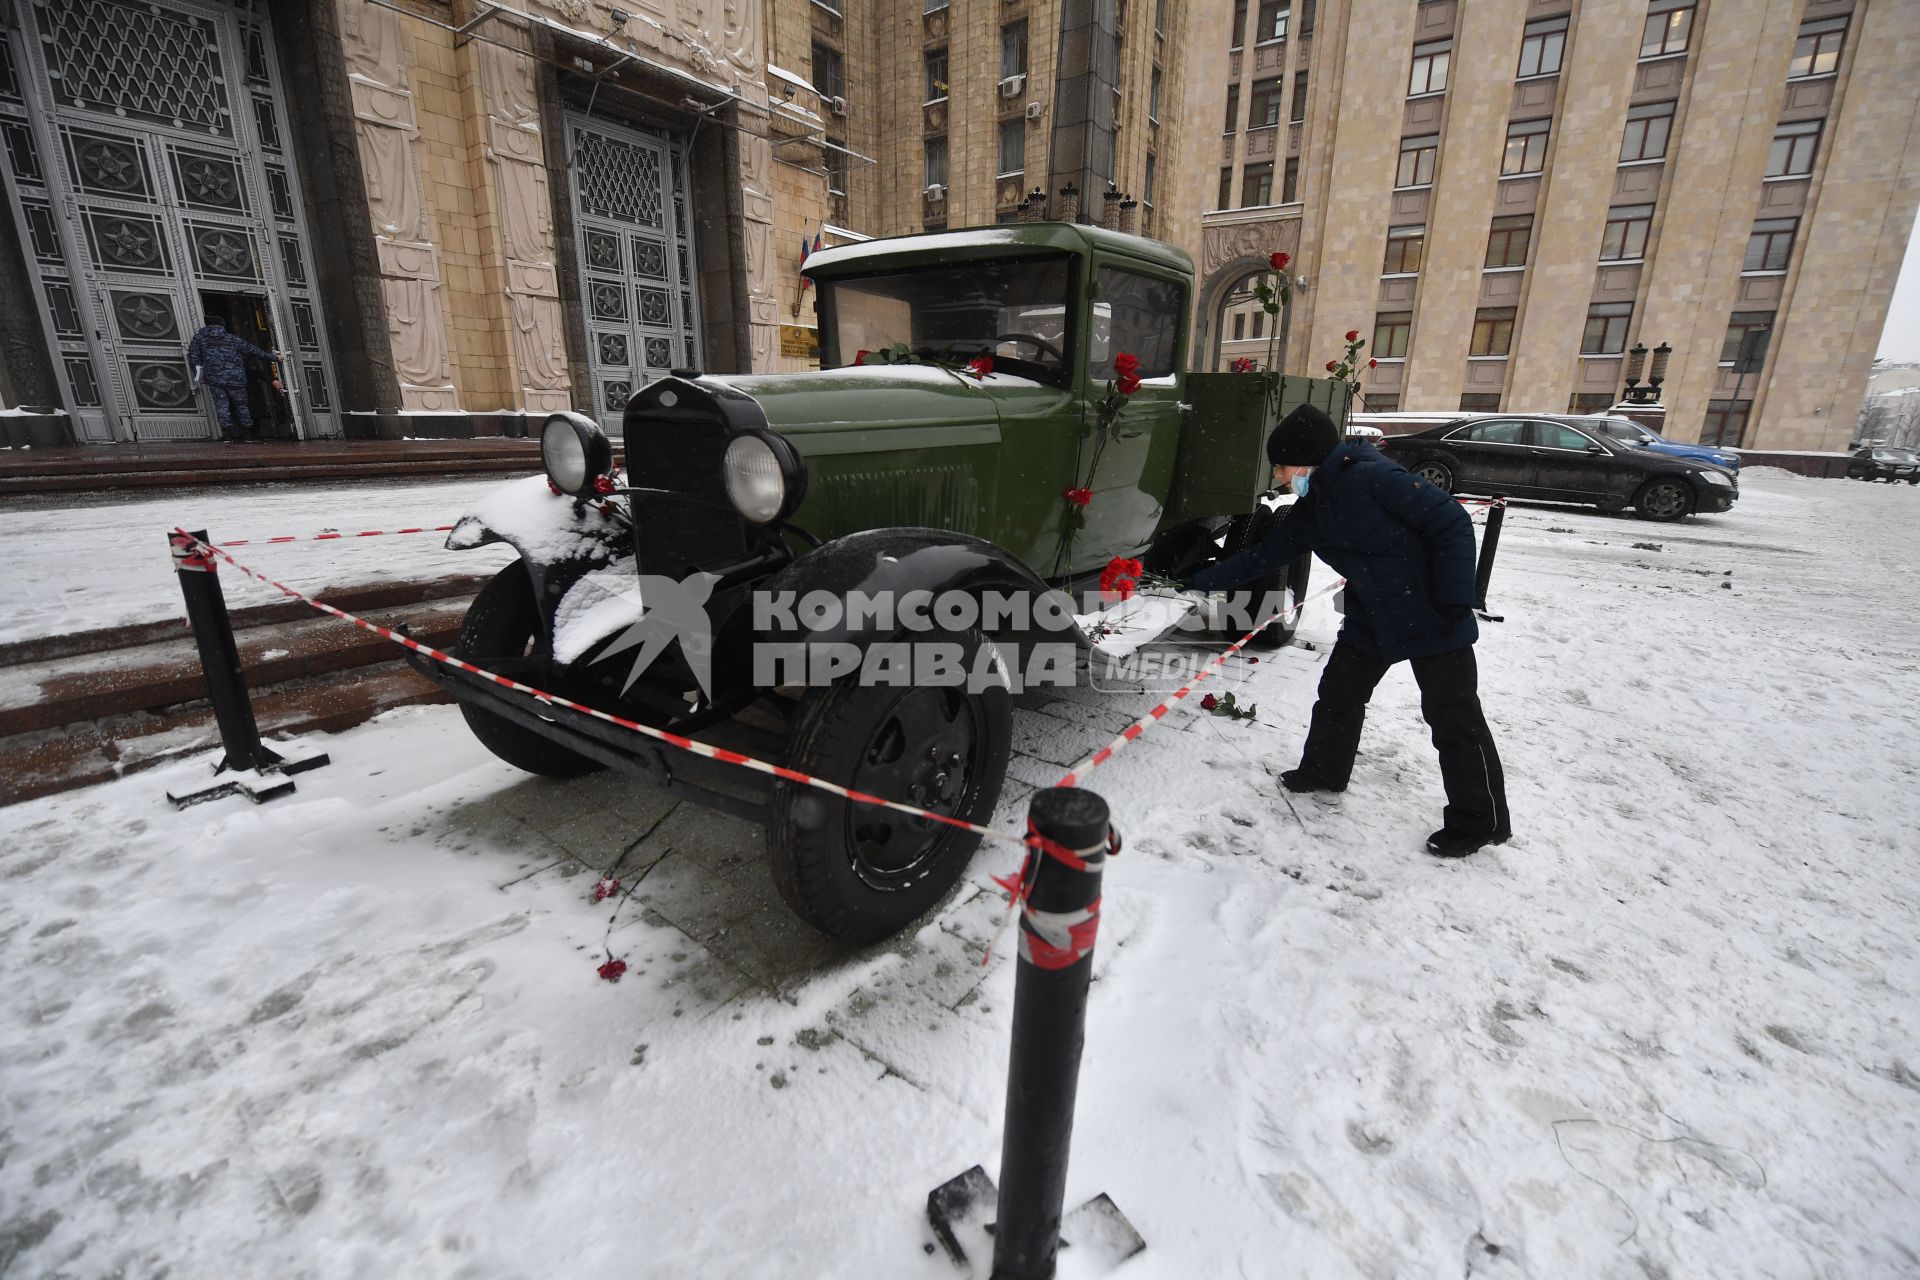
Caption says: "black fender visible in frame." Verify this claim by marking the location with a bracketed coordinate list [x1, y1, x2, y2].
[746, 527, 1079, 654]
[444, 475, 627, 637]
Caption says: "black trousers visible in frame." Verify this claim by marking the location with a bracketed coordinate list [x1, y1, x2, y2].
[1299, 640, 1510, 837]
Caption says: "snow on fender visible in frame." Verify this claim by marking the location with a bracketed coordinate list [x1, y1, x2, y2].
[445, 474, 625, 567]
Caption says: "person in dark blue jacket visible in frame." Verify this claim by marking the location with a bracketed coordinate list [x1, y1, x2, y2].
[1184, 404, 1510, 856]
[187, 316, 280, 441]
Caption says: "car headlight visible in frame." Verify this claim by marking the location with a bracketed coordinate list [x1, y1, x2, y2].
[541, 411, 613, 496]
[723, 431, 806, 524]
[1699, 469, 1733, 487]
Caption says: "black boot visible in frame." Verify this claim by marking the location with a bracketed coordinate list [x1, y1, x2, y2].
[1426, 827, 1510, 857]
[1281, 768, 1344, 795]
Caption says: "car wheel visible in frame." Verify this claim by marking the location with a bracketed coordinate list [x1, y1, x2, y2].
[772, 627, 1012, 945]
[1216, 506, 1309, 651]
[453, 564, 602, 778]
[1635, 478, 1692, 522]
[1412, 459, 1455, 493]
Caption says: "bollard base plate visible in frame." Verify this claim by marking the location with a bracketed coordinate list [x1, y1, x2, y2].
[927, 1166, 1144, 1276]
[165, 743, 331, 809]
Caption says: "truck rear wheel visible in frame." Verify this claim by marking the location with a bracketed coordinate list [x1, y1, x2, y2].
[1219, 506, 1310, 651]
[771, 628, 1012, 945]
[453, 564, 601, 779]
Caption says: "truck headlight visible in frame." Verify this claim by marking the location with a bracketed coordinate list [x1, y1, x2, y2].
[723, 431, 805, 524]
[1700, 469, 1733, 487]
[541, 411, 613, 496]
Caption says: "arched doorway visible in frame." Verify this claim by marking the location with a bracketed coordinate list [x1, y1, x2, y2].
[1191, 256, 1294, 375]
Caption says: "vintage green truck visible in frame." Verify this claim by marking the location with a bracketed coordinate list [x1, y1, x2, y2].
[417, 222, 1346, 943]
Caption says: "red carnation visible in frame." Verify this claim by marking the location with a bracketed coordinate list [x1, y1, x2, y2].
[854, 350, 870, 365]
[1099, 555, 1142, 601]
[1230, 356, 1255, 373]
[546, 478, 563, 496]
[1326, 359, 1340, 372]
[1200, 693, 1219, 710]
[1064, 486, 1094, 507]
[1247, 656, 1259, 664]
[592, 473, 618, 496]
[1114, 351, 1141, 377]
[967, 355, 994, 380]
[1369, 358, 1379, 368]
[1345, 329, 1360, 342]
[592, 876, 621, 903]
[597, 958, 627, 983]
[1270, 251, 1290, 270]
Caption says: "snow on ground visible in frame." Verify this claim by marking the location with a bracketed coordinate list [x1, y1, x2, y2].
[3, 473, 1919, 1278]
[0, 477, 516, 645]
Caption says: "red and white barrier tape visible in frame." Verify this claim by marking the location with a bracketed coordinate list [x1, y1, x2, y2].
[1055, 577, 1347, 788]
[214, 526, 455, 547]
[1456, 496, 1509, 509]
[171, 529, 1025, 844]
[984, 819, 1120, 968]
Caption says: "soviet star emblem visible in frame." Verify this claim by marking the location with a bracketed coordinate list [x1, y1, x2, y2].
[137, 365, 187, 406]
[101, 220, 155, 263]
[80, 140, 137, 189]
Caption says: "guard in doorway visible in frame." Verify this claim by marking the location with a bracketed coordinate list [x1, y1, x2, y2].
[187, 315, 281, 441]
[1181, 404, 1511, 856]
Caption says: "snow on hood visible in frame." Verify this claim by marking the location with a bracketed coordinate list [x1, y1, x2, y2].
[446, 475, 623, 564]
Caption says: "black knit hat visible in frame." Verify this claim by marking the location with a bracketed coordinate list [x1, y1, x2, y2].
[1266, 404, 1342, 466]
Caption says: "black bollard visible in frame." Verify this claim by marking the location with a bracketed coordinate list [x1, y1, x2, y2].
[171, 529, 281, 773]
[1474, 496, 1506, 615]
[992, 787, 1112, 1280]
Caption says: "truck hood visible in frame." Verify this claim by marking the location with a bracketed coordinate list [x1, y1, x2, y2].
[704, 365, 1055, 448]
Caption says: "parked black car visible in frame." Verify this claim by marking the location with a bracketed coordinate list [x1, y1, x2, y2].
[1847, 447, 1920, 483]
[1377, 414, 1738, 521]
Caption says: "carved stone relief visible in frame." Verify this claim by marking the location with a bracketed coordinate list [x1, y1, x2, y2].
[739, 129, 776, 371]
[1200, 217, 1298, 277]
[338, 0, 456, 412]
[475, 39, 570, 407]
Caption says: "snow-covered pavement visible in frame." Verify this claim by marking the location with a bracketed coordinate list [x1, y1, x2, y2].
[2, 471, 1918, 1278]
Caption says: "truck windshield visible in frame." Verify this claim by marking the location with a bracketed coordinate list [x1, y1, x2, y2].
[821, 255, 1074, 379]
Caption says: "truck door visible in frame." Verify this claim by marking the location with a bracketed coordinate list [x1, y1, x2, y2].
[1069, 262, 1187, 572]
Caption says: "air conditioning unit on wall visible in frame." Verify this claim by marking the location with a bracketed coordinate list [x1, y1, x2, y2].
[924, 183, 947, 201]
[830, 95, 848, 116]
[998, 74, 1026, 98]
[1025, 101, 1044, 120]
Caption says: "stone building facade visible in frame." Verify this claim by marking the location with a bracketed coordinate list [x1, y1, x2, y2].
[1158, 0, 1920, 451]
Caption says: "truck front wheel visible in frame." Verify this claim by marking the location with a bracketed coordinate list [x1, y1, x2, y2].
[453, 564, 602, 779]
[771, 628, 1012, 945]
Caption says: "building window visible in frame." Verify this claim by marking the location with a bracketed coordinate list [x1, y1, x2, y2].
[1150, 67, 1163, 121]
[1397, 135, 1438, 187]
[1383, 224, 1425, 274]
[811, 42, 845, 102]
[1373, 311, 1412, 358]
[1744, 217, 1797, 272]
[1232, 0, 1248, 49]
[825, 146, 848, 196]
[1767, 120, 1819, 177]
[1582, 302, 1632, 354]
[1620, 100, 1675, 162]
[1641, 1, 1694, 59]
[1409, 40, 1451, 95]
[1518, 17, 1568, 78]
[1232, 313, 1247, 341]
[1282, 156, 1299, 203]
[1485, 215, 1532, 268]
[1249, 77, 1284, 128]
[1470, 308, 1516, 357]
[1568, 392, 1613, 415]
[816, 0, 842, 13]
[1600, 204, 1654, 260]
[998, 119, 1025, 176]
[1367, 394, 1400, 412]
[1257, 1, 1289, 42]
[1002, 20, 1029, 78]
[1702, 400, 1750, 447]
[1300, 0, 1315, 35]
[924, 136, 947, 187]
[1720, 312, 1773, 365]
[1155, 0, 1167, 37]
[1290, 73, 1308, 122]
[1218, 167, 1234, 208]
[1460, 393, 1502, 413]
[1224, 84, 1240, 133]
[1503, 118, 1550, 176]
[1789, 17, 1845, 77]
[925, 48, 949, 102]
[1252, 310, 1266, 339]
[1242, 161, 1274, 206]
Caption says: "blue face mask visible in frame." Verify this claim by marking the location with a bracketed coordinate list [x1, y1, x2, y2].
[1290, 472, 1312, 498]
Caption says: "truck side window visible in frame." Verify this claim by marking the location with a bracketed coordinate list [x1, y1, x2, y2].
[1090, 267, 1182, 380]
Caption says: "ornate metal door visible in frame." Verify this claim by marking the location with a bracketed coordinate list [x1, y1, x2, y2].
[566, 112, 701, 433]
[0, 0, 338, 442]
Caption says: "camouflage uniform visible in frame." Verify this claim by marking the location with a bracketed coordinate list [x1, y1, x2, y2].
[187, 324, 275, 435]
